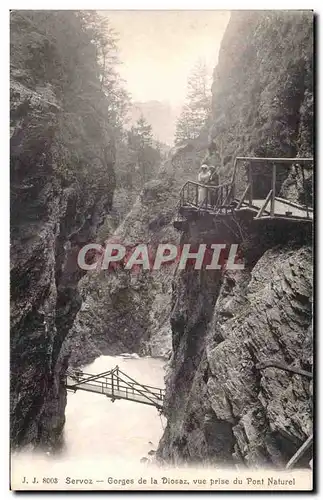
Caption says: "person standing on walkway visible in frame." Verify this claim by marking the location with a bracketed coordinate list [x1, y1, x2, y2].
[207, 165, 220, 206]
[198, 165, 211, 206]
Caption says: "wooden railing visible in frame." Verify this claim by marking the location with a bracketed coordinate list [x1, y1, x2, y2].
[180, 180, 234, 212]
[179, 157, 313, 221]
[231, 156, 313, 219]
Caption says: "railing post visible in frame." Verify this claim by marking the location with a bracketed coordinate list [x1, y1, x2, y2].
[248, 163, 253, 207]
[231, 180, 236, 201]
[271, 162, 276, 217]
[195, 183, 198, 206]
[116, 366, 120, 392]
[111, 370, 114, 399]
[301, 164, 309, 219]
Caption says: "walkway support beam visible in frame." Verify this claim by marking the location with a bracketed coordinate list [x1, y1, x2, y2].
[236, 183, 251, 210]
[235, 157, 313, 164]
[286, 434, 313, 470]
[248, 163, 253, 207]
[255, 189, 273, 219]
[271, 163, 276, 217]
[256, 360, 313, 379]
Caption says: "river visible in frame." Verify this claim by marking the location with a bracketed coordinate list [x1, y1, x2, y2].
[64, 354, 166, 462]
[11, 354, 167, 486]
[11, 354, 313, 491]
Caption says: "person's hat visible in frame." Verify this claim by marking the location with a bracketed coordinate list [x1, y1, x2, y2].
[200, 164, 209, 170]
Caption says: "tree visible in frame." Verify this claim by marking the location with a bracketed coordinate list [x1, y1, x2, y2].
[10, 10, 130, 200]
[126, 115, 159, 184]
[129, 115, 153, 148]
[175, 60, 212, 144]
[77, 11, 130, 134]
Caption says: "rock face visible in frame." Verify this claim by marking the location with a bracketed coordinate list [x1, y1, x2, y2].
[10, 12, 116, 450]
[157, 223, 312, 467]
[64, 125, 220, 367]
[157, 10, 313, 467]
[64, 166, 182, 366]
[208, 10, 313, 183]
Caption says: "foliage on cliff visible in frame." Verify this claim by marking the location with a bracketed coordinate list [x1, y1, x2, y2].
[10, 10, 129, 194]
[175, 60, 212, 145]
[122, 115, 162, 186]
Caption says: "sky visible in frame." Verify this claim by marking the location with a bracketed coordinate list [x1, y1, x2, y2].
[102, 11, 230, 107]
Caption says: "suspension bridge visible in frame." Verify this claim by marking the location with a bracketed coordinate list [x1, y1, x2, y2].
[65, 365, 165, 411]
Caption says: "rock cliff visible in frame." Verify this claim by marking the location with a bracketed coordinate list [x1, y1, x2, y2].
[10, 11, 116, 450]
[64, 163, 181, 366]
[157, 10, 313, 468]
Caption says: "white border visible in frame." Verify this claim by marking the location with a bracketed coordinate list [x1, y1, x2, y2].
[1, 3, 320, 498]
[2, 1, 322, 10]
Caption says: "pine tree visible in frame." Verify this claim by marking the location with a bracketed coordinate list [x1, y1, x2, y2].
[78, 11, 130, 133]
[10, 10, 129, 194]
[127, 115, 158, 184]
[130, 115, 153, 148]
[175, 60, 211, 144]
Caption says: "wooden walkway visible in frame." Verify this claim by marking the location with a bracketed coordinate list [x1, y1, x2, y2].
[65, 366, 165, 410]
[236, 197, 313, 221]
[178, 156, 313, 223]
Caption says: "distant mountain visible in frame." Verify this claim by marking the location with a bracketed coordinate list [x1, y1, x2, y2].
[127, 100, 182, 146]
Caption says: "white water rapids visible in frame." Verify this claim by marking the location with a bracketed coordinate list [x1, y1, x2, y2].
[64, 354, 166, 461]
[11, 354, 167, 483]
[11, 355, 313, 491]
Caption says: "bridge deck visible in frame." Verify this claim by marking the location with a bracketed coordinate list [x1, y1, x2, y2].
[237, 197, 313, 220]
[181, 197, 313, 221]
[65, 366, 165, 410]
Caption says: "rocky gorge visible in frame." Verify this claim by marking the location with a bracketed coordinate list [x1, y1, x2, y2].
[10, 9, 313, 470]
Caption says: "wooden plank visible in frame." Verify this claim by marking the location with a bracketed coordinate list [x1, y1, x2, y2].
[272, 199, 313, 218]
[255, 189, 273, 219]
[253, 216, 313, 222]
[275, 196, 313, 212]
[301, 165, 310, 219]
[271, 163, 276, 216]
[256, 360, 313, 379]
[236, 183, 251, 209]
[248, 164, 253, 207]
[251, 198, 313, 219]
[286, 434, 313, 470]
[235, 156, 313, 165]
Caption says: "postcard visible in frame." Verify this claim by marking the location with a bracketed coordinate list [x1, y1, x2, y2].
[10, 9, 314, 492]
